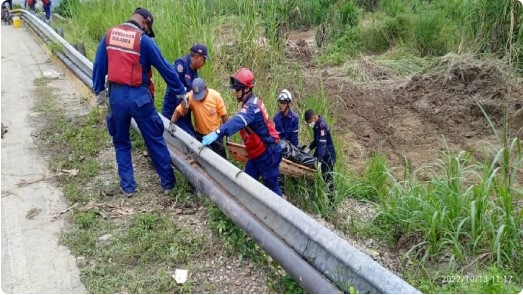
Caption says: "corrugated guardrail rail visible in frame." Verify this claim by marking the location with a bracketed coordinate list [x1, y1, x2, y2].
[21, 10, 421, 294]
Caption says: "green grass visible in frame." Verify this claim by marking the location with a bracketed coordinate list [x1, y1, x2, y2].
[32, 78, 107, 205]
[322, 0, 522, 70]
[62, 212, 208, 293]
[205, 200, 305, 293]
[371, 137, 523, 290]
[205, 203, 263, 262]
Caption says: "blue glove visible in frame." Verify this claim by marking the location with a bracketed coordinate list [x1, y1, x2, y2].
[202, 131, 219, 146]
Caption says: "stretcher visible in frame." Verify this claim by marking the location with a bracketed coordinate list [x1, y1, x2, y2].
[226, 141, 316, 179]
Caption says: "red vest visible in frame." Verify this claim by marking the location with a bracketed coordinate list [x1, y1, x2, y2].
[148, 73, 155, 97]
[240, 98, 279, 159]
[105, 24, 143, 86]
[41, 0, 50, 5]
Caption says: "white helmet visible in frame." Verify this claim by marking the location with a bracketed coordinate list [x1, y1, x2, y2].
[277, 89, 292, 103]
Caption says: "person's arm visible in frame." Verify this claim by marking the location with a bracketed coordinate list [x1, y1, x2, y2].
[216, 104, 255, 138]
[92, 36, 108, 95]
[141, 36, 186, 96]
[316, 122, 329, 161]
[202, 105, 254, 146]
[221, 114, 229, 124]
[171, 109, 184, 122]
[308, 140, 317, 151]
[173, 59, 189, 91]
[172, 94, 192, 120]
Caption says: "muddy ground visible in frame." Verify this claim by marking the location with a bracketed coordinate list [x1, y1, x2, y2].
[287, 30, 523, 173]
[284, 30, 523, 278]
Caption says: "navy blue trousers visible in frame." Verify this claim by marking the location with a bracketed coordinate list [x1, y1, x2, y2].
[245, 143, 282, 197]
[106, 85, 175, 193]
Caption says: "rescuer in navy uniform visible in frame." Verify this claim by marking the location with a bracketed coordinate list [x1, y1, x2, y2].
[92, 8, 187, 197]
[202, 68, 283, 196]
[162, 43, 209, 138]
[304, 109, 337, 198]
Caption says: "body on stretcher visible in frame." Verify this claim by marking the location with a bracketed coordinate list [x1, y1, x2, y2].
[226, 141, 316, 179]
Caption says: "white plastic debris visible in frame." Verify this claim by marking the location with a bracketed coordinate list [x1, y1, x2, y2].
[173, 269, 188, 284]
[43, 70, 60, 79]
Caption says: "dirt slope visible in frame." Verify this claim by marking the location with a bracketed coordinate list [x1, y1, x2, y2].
[287, 32, 523, 171]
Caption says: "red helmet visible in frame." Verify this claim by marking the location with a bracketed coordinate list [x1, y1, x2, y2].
[229, 68, 255, 89]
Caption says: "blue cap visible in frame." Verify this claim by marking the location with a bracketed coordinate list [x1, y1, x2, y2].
[190, 43, 210, 60]
[134, 8, 155, 38]
[192, 78, 206, 101]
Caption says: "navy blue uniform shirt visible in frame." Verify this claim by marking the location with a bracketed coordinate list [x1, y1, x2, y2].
[174, 54, 198, 92]
[161, 54, 198, 120]
[273, 110, 299, 146]
[217, 94, 277, 145]
[309, 116, 336, 164]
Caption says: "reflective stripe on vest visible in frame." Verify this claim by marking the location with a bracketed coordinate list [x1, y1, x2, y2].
[106, 24, 143, 87]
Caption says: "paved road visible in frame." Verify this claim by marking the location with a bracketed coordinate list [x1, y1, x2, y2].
[1, 22, 86, 293]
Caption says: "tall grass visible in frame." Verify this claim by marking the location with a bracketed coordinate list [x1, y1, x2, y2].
[375, 136, 522, 276]
[325, 0, 522, 70]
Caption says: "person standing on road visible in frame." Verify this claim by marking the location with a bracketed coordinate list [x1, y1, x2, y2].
[304, 109, 337, 198]
[41, 0, 51, 24]
[92, 7, 188, 197]
[172, 78, 229, 158]
[201, 68, 283, 196]
[162, 43, 210, 138]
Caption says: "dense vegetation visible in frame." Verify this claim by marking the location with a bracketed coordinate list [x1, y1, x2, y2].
[51, 0, 522, 293]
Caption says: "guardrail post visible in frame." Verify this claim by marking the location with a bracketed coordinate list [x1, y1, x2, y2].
[76, 43, 86, 57]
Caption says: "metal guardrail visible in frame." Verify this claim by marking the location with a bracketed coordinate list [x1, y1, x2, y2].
[22, 10, 93, 88]
[20, 10, 421, 294]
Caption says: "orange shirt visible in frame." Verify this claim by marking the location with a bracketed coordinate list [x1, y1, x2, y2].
[175, 88, 227, 134]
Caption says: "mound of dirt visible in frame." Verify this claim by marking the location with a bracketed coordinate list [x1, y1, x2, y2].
[303, 53, 522, 171]
[395, 55, 510, 127]
[285, 39, 313, 63]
